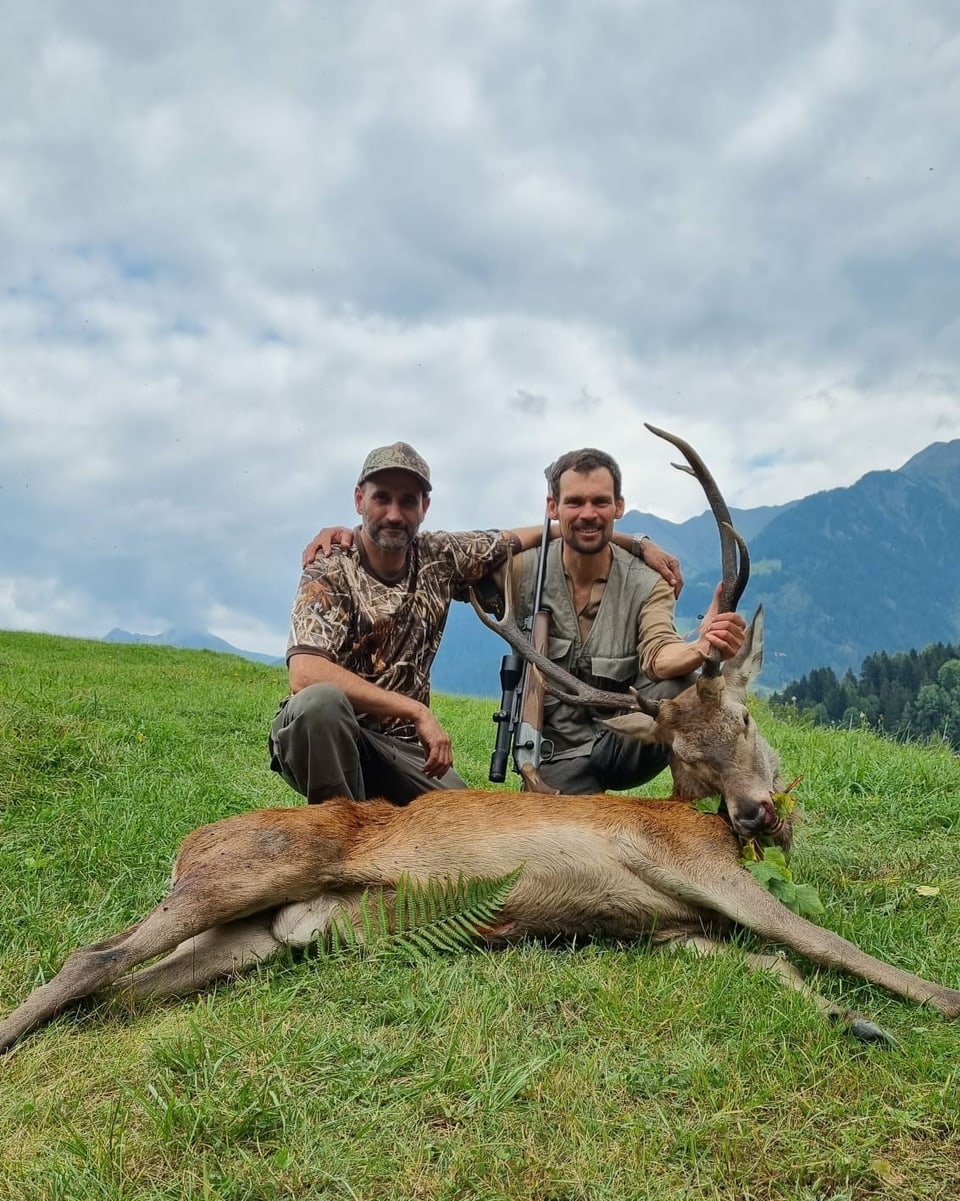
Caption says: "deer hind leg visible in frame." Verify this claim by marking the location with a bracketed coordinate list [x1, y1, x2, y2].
[119, 891, 399, 1003]
[672, 936, 897, 1046]
[0, 886, 240, 1055]
[116, 915, 284, 1002]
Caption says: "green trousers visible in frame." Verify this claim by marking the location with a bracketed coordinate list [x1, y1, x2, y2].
[268, 683, 467, 805]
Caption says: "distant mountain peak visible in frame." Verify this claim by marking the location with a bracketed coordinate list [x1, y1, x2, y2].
[103, 627, 282, 667]
[900, 438, 960, 473]
[898, 438, 960, 503]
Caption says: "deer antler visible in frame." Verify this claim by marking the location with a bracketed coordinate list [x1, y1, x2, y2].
[468, 548, 657, 714]
[643, 423, 749, 614]
[644, 423, 750, 676]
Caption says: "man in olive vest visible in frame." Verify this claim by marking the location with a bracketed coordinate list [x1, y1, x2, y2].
[508, 447, 746, 794]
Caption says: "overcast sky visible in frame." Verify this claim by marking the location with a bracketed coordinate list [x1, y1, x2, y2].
[2, 0, 959, 655]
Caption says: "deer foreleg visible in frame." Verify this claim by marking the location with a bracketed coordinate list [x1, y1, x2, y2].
[673, 936, 897, 1045]
[672, 865, 960, 1019]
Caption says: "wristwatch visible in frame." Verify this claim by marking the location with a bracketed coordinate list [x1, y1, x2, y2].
[631, 534, 649, 558]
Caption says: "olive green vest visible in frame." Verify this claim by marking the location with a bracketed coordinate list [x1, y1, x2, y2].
[517, 542, 660, 759]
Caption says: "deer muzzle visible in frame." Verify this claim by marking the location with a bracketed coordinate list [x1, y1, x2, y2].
[729, 795, 793, 851]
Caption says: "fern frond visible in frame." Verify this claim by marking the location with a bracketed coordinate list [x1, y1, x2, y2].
[324, 868, 521, 960]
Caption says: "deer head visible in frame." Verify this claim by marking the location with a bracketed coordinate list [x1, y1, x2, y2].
[602, 604, 790, 847]
[470, 424, 791, 849]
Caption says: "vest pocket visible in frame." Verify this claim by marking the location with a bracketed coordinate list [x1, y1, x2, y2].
[589, 655, 638, 687]
[546, 635, 574, 662]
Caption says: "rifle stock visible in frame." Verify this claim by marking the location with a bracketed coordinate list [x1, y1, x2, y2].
[514, 609, 560, 793]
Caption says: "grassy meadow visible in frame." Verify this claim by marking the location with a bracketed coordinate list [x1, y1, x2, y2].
[1, 628, 959, 1201]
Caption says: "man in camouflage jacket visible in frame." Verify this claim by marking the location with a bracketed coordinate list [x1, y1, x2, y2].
[269, 441, 548, 804]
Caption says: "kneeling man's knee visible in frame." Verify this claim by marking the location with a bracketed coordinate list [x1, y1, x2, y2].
[291, 682, 354, 724]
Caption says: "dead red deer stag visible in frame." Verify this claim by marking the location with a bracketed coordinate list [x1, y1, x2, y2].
[1, 427, 957, 1056]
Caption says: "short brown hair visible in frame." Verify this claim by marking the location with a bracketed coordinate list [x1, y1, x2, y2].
[544, 448, 623, 502]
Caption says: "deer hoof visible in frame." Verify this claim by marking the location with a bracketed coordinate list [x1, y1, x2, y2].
[848, 1016, 900, 1048]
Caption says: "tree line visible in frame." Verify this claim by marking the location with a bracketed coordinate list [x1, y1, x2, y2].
[770, 641, 960, 752]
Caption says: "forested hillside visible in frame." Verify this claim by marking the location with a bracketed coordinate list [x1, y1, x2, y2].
[772, 641, 960, 751]
[719, 447, 960, 689]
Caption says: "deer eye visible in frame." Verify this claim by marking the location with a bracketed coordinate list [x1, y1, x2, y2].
[743, 712, 750, 728]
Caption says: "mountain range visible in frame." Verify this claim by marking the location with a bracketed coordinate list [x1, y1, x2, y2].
[103, 437, 960, 696]
[431, 437, 960, 695]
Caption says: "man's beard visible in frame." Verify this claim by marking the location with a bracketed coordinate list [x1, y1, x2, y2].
[566, 524, 610, 555]
[366, 520, 414, 551]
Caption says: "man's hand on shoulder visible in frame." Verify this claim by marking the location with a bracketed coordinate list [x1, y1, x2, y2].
[302, 526, 355, 567]
[638, 538, 684, 597]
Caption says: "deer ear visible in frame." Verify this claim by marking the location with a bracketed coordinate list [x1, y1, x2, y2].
[722, 605, 764, 694]
[602, 712, 659, 741]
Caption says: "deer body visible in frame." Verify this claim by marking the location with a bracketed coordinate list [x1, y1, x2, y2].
[3, 786, 959, 1055]
[202, 791, 732, 940]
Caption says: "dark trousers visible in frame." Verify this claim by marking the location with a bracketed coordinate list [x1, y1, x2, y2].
[535, 674, 694, 795]
[536, 730, 669, 794]
[268, 683, 467, 805]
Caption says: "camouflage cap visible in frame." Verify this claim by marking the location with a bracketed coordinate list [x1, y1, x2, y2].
[357, 441, 432, 493]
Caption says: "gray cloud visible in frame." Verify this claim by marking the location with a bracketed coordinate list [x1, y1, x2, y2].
[2, 0, 959, 654]
[510, 389, 549, 416]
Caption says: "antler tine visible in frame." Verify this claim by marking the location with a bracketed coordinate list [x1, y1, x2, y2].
[468, 587, 636, 711]
[467, 545, 640, 713]
[644, 422, 747, 614]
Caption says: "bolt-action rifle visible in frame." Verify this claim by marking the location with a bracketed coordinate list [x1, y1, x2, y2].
[489, 507, 560, 793]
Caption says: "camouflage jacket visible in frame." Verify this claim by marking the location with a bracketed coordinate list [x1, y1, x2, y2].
[286, 527, 512, 738]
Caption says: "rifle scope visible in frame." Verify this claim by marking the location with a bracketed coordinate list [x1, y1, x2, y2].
[488, 652, 524, 782]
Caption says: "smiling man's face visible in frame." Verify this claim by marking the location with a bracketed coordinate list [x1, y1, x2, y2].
[549, 466, 625, 556]
[354, 469, 430, 553]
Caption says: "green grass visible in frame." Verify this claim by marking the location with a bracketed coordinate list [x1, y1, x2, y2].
[1, 629, 959, 1201]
